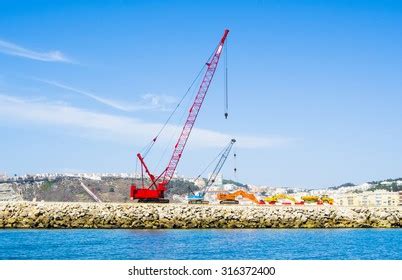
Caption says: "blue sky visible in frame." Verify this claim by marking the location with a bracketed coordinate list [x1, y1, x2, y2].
[1, 0, 402, 188]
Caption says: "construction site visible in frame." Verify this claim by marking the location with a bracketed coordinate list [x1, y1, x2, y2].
[124, 29, 332, 207]
[2, 2, 402, 274]
[0, 29, 337, 207]
[0, 29, 401, 231]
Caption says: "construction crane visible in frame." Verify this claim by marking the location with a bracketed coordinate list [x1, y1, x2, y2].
[217, 189, 265, 205]
[187, 138, 236, 204]
[130, 29, 230, 203]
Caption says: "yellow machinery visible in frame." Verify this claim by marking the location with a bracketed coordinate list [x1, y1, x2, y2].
[264, 193, 296, 205]
[301, 195, 334, 205]
[301, 195, 319, 203]
[263, 194, 335, 205]
[320, 195, 334, 205]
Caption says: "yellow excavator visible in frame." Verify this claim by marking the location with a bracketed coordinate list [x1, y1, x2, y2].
[264, 193, 297, 205]
[300, 195, 334, 205]
[217, 189, 265, 205]
[320, 195, 334, 205]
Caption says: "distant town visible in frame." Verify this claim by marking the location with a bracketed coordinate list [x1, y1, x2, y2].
[0, 172, 401, 207]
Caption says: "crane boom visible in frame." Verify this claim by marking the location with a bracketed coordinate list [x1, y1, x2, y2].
[162, 29, 229, 183]
[130, 29, 229, 203]
[187, 138, 235, 204]
[204, 139, 236, 192]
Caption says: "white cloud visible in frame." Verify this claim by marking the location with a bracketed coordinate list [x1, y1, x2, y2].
[0, 94, 291, 149]
[36, 79, 177, 112]
[141, 93, 178, 111]
[0, 39, 71, 63]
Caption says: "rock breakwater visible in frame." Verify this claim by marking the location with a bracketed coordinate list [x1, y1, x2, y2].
[0, 202, 401, 229]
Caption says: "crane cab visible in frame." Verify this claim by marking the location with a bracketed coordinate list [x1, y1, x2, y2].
[130, 183, 169, 203]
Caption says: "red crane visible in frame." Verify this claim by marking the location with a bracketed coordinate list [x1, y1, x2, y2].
[130, 29, 229, 203]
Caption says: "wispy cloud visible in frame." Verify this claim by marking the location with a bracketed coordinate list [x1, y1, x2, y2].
[37, 79, 134, 111]
[0, 94, 291, 149]
[36, 79, 177, 112]
[0, 39, 71, 63]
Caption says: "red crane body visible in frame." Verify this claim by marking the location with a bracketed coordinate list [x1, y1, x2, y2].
[130, 29, 229, 202]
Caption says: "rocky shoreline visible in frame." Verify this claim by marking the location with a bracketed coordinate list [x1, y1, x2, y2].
[0, 202, 401, 229]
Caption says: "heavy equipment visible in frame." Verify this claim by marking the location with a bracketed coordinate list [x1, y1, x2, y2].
[217, 189, 265, 205]
[130, 29, 230, 203]
[320, 195, 334, 205]
[264, 193, 297, 205]
[187, 139, 236, 204]
[299, 195, 334, 205]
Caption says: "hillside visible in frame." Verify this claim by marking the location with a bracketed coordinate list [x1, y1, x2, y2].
[7, 177, 198, 203]
[330, 178, 402, 192]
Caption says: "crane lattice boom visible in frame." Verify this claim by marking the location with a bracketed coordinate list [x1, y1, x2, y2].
[204, 138, 236, 192]
[187, 138, 235, 204]
[162, 29, 229, 183]
[130, 29, 229, 202]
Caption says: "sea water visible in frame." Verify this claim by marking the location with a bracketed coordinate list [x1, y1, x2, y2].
[0, 228, 401, 259]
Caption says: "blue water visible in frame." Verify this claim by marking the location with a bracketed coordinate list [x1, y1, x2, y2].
[0, 229, 401, 260]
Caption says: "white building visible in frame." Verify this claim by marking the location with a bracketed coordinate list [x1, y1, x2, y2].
[334, 190, 399, 207]
[399, 191, 402, 206]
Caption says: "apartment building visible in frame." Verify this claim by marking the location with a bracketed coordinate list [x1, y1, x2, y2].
[335, 190, 399, 207]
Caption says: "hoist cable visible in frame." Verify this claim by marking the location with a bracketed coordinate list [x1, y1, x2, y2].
[194, 148, 226, 182]
[233, 147, 237, 180]
[224, 38, 229, 119]
[142, 66, 207, 159]
[141, 45, 219, 159]
[153, 69, 203, 173]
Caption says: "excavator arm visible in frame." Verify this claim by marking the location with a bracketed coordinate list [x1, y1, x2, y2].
[217, 189, 264, 205]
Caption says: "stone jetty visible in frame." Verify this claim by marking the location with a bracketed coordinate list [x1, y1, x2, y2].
[0, 202, 401, 229]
